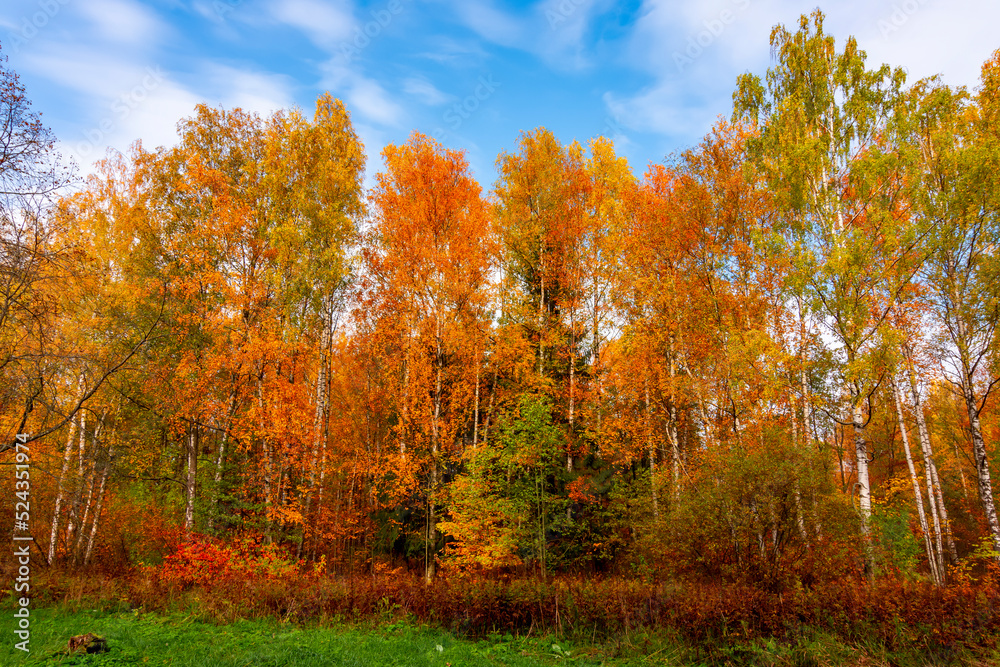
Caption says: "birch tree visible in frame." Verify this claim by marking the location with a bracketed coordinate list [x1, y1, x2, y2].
[733, 9, 915, 576]
[364, 132, 493, 583]
[908, 64, 1000, 558]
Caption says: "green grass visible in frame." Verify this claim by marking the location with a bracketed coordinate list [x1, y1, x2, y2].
[1, 608, 624, 667]
[3, 607, 998, 666]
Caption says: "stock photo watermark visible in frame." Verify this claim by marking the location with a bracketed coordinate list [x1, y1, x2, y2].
[546, 0, 588, 29]
[672, 0, 751, 72]
[877, 0, 929, 39]
[431, 75, 500, 141]
[212, 0, 243, 20]
[75, 66, 164, 159]
[7, 0, 71, 54]
[338, 0, 406, 63]
[600, 115, 626, 141]
[12, 433, 32, 653]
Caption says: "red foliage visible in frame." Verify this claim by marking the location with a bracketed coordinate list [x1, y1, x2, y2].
[152, 534, 304, 590]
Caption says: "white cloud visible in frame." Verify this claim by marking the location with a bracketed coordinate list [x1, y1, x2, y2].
[443, 0, 614, 70]
[270, 0, 355, 49]
[204, 65, 296, 115]
[20, 47, 150, 99]
[58, 73, 201, 170]
[606, 0, 1000, 142]
[416, 36, 490, 66]
[451, 0, 524, 48]
[843, 1, 1000, 90]
[534, 0, 606, 70]
[346, 77, 405, 126]
[26, 46, 293, 173]
[603, 86, 710, 139]
[104, 80, 201, 152]
[402, 77, 450, 106]
[77, 0, 169, 47]
[321, 61, 405, 127]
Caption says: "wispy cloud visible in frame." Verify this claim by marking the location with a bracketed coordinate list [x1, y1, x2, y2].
[450, 0, 523, 48]
[20, 46, 155, 98]
[445, 0, 612, 70]
[78, 0, 170, 48]
[416, 36, 490, 66]
[321, 61, 405, 127]
[534, 0, 609, 69]
[604, 0, 1000, 151]
[402, 77, 450, 106]
[270, 0, 355, 48]
[602, 0, 752, 140]
[603, 85, 709, 139]
[203, 65, 296, 115]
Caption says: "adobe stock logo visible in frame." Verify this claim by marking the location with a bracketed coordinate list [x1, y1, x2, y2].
[8, 0, 71, 54]
[75, 67, 165, 159]
[338, 0, 407, 62]
[672, 0, 751, 73]
[877, 0, 929, 38]
[432, 75, 500, 141]
[599, 115, 627, 141]
[213, 0, 245, 20]
[546, 0, 588, 30]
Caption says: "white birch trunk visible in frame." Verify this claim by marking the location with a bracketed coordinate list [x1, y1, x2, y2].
[185, 425, 198, 537]
[567, 321, 575, 473]
[964, 382, 1000, 559]
[906, 360, 953, 571]
[48, 414, 79, 564]
[790, 394, 809, 544]
[893, 380, 941, 585]
[65, 411, 88, 552]
[73, 414, 105, 565]
[425, 319, 444, 585]
[851, 393, 873, 577]
[667, 337, 680, 501]
[84, 440, 114, 566]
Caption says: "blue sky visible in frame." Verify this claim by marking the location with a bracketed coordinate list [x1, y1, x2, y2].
[2, 0, 998, 188]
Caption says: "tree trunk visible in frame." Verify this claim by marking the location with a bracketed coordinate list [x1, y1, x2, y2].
[209, 430, 228, 533]
[73, 414, 105, 565]
[800, 349, 822, 539]
[48, 413, 79, 564]
[473, 354, 480, 448]
[893, 380, 941, 585]
[964, 382, 1000, 559]
[425, 320, 444, 584]
[400, 315, 411, 457]
[667, 337, 680, 502]
[84, 440, 114, 567]
[790, 393, 809, 544]
[185, 424, 198, 538]
[851, 390, 874, 578]
[65, 411, 89, 554]
[906, 359, 954, 570]
[645, 378, 659, 519]
[482, 365, 498, 446]
[301, 323, 331, 558]
[567, 321, 575, 473]
[538, 234, 546, 378]
[209, 390, 241, 535]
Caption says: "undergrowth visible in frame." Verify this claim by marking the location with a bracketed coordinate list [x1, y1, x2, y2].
[5, 535, 1000, 666]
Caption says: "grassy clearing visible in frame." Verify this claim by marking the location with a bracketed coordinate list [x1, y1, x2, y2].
[3, 605, 998, 666]
[2, 608, 619, 667]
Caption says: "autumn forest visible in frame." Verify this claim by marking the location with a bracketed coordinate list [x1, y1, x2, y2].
[5, 11, 1000, 654]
